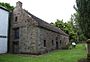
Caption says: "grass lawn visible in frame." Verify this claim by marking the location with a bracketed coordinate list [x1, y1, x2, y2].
[0, 44, 87, 62]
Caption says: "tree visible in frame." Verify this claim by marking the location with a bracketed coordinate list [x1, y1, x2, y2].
[51, 19, 77, 42]
[70, 13, 87, 42]
[54, 19, 65, 30]
[0, 2, 14, 11]
[51, 12, 87, 43]
[76, 0, 90, 39]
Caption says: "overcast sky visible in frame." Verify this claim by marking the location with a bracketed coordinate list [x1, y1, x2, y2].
[0, 0, 76, 23]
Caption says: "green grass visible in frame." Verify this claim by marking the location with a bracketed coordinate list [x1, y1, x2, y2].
[0, 44, 87, 62]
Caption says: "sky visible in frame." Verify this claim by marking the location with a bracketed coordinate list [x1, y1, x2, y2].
[0, 0, 76, 23]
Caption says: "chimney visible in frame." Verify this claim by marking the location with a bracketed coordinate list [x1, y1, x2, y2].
[16, 1, 22, 8]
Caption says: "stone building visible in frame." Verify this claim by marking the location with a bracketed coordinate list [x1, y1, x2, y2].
[9, 1, 69, 54]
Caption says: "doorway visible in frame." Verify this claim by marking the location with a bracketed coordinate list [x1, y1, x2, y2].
[13, 42, 19, 53]
[56, 42, 59, 49]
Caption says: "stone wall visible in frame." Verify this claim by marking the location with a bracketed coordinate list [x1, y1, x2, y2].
[9, 2, 39, 54]
[36, 27, 69, 54]
[19, 26, 39, 54]
[9, 1, 69, 54]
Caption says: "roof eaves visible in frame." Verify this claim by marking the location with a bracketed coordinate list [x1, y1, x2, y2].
[24, 9, 69, 36]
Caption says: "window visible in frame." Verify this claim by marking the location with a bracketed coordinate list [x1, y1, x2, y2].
[14, 28, 19, 39]
[56, 37, 58, 41]
[13, 41, 19, 45]
[44, 40, 46, 47]
[60, 40, 61, 44]
[52, 40, 54, 45]
[15, 17, 18, 22]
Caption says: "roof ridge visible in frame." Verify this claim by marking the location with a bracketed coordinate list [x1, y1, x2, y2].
[24, 9, 68, 36]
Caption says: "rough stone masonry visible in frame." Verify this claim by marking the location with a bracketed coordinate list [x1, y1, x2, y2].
[9, 1, 69, 55]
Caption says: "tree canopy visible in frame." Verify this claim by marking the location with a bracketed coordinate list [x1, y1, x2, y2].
[0, 2, 14, 11]
[51, 13, 87, 43]
[75, 0, 90, 39]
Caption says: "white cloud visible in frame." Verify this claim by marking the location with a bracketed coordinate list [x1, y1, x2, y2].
[0, 0, 76, 23]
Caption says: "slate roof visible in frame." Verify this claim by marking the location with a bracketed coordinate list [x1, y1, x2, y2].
[24, 10, 68, 36]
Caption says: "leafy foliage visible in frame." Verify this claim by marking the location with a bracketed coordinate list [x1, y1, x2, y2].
[0, 2, 14, 11]
[51, 13, 87, 43]
[51, 19, 77, 42]
[76, 0, 90, 38]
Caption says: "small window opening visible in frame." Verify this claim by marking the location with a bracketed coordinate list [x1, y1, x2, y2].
[15, 17, 18, 22]
[52, 40, 54, 45]
[60, 40, 61, 44]
[44, 40, 46, 47]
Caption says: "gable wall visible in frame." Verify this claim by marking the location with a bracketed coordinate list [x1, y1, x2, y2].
[9, 7, 39, 54]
